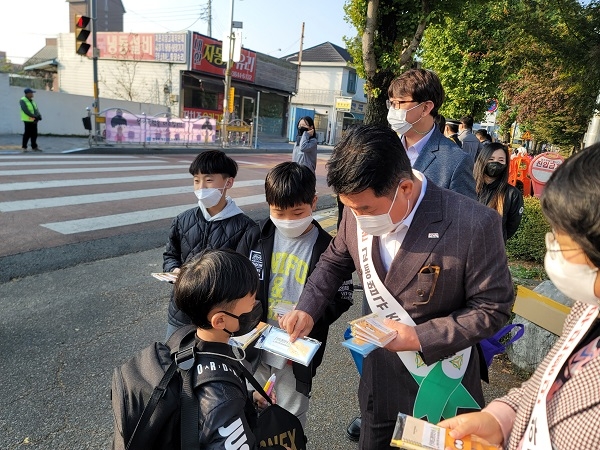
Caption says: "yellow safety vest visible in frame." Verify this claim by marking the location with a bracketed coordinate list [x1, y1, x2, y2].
[20, 97, 37, 122]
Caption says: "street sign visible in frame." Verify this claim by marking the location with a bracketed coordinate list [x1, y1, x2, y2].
[529, 152, 564, 197]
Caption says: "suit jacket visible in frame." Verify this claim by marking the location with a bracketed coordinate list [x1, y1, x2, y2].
[458, 129, 482, 162]
[499, 301, 600, 450]
[414, 126, 477, 200]
[296, 180, 514, 420]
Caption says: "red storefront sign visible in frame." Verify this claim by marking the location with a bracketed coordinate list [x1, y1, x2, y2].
[191, 32, 256, 83]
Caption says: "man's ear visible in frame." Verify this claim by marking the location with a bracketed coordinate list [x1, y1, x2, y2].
[225, 177, 234, 189]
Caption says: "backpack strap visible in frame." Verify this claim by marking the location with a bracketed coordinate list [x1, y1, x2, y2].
[235, 360, 272, 406]
[125, 326, 198, 450]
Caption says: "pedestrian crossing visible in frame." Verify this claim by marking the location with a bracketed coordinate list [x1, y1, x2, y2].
[0, 153, 336, 257]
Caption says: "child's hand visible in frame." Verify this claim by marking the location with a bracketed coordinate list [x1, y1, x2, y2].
[252, 389, 276, 411]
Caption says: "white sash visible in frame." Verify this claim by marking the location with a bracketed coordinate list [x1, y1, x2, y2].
[357, 229, 471, 379]
[519, 303, 599, 450]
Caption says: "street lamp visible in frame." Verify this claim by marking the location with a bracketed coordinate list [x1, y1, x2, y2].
[221, 0, 242, 147]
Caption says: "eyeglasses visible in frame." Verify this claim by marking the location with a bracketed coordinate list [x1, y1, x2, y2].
[386, 99, 416, 110]
[545, 232, 583, 260]
[414, 264, 440, 305]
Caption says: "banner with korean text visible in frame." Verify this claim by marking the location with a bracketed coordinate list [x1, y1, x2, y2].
[191, 32, 256, 83]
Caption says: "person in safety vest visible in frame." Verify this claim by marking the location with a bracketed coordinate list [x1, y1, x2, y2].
[20, 88, 42, 152]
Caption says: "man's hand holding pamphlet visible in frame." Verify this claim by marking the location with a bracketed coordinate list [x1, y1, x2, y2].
[390, 413, 500, 450]
[255, 326, 321, 366]
[342, 313, 398, 357]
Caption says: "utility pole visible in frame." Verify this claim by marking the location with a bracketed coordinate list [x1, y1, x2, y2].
[207, 0, 212, 37]
[295, 22, 305, 94]
[221, 0, 235, 147]
[91, 0, 100, 138]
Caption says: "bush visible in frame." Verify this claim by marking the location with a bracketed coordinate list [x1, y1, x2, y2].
[506, 196, 551, 263]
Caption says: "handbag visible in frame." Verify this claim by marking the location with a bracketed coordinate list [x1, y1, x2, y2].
[480, 323, 525, 367]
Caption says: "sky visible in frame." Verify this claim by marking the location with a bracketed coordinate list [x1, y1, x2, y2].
[0, 0, 357, 64]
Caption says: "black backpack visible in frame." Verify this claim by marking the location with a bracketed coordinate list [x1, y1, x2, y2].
[111, 325, 306, 450]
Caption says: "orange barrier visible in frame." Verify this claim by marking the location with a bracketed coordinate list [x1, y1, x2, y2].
[508, 157, 532, 197]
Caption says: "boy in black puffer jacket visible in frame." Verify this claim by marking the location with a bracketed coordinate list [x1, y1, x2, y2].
[163, 150, 255, 339]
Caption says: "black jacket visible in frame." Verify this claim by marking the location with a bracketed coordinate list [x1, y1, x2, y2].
[236, 218, 353, 395]
[163, 206, 256, 325]
[478, 182, 523, 242]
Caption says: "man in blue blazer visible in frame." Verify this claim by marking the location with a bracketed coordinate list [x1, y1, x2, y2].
[386, 69, 476, 200]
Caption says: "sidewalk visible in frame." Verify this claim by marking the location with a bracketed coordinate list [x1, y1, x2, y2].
[0, 133, 335, 155]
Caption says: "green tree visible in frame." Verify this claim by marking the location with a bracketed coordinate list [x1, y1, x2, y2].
[343, 0, 465, 125]
[419, 1, 508, 121]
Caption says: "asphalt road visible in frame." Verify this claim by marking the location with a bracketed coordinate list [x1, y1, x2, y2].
[0, 245, 363, 450]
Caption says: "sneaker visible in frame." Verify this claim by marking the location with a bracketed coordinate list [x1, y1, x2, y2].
[21, 147, 30, 153]
[32, 147, 43, 152]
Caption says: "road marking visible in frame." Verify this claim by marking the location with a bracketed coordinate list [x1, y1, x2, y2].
[41, 194, 266, 234]
[0, 165, 190, 176]
[0, 180, 265, 211]
[0, 159, 165, 166]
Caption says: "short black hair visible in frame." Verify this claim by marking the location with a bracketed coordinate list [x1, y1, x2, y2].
[475, 129, 491, 140]
[326, 124, 413, 197]
[189, 150, 238, 178]
[174, 249, 259, 329]
[388, 69, 445, 117]
[541, 144, 600, 267]
[265, 161, 316, 209]
[446, 122, 459, 134]
[460, 116, 474, 129]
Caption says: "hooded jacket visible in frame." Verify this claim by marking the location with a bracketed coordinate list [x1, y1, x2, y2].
[236, 218, 354, 396]
[164, 198, 256, 325]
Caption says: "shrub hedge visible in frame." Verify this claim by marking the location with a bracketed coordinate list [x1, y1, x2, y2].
[506, 196, 551, 263]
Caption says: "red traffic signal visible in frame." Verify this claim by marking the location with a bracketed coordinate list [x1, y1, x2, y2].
[74, 15, 91, 56]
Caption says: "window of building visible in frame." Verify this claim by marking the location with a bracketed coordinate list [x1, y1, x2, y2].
[347, 71, 357, 94]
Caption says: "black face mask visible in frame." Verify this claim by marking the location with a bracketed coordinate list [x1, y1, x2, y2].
[220, 300, 263, 336]
[484, 161, 506, 178]
[297, 127, 308, 136]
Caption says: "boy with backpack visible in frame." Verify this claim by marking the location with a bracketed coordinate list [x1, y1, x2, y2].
[112, 249, 298, 449]
[236, 162, 354, 427]
[163, 150, 256, 339]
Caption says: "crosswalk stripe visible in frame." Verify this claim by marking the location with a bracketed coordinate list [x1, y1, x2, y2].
[0, 159, 165, 167]
[0, 180, 265, 211]
[0, 173, 190, 192]
[40, 194, 266, 235]
[0, 165, 189, 176]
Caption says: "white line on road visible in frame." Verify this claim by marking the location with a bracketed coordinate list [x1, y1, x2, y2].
[40, 194, 266, 234]
[0, 179, 265, 211]
[0, 165, 190, 176]
[0, 159, 165, 166]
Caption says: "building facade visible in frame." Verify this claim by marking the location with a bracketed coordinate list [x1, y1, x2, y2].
[285, 42, 367, 145]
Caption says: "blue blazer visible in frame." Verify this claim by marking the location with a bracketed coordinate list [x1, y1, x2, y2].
[413, 126, 477, 200]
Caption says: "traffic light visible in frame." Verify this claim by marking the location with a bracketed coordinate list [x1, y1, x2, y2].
[228, 87, 235, 113]
[74, 15, 91, 56]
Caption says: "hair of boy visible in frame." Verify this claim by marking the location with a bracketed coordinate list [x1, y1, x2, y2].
[188, 150, 238, 178]
[475, 129, 490, 140]
[387, 69, 445, 117]
[460, 116, 475, 129]
[326, 124, 413, 198]
[174, 248, 259, 329]
[265, 161, 316, 209]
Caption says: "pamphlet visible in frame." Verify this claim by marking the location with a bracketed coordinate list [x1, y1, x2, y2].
[390, 413, 500, 450]
[255, 326, 321, 366]
[348, 313, 397, 347]
[342, 335, 379, 357]
[151, 272, 178, 283]
[229, 321, 269, 350]
[271, 301, 294, 317]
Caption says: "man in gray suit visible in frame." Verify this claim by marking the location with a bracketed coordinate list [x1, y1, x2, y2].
[281, 125, 514, 450]
[458, 115, 483, 162]
[387, 69, 476, 200]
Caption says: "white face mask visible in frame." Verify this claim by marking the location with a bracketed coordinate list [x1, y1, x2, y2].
[353, 185, 410, 236]
[195, 188, 224, 208]
[387, 103, 423, 135]
[544, 232, 600, 306]
[270, 215, 314, 239]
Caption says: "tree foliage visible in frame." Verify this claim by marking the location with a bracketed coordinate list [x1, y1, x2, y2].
[419, 1, 509, 121]
[344, 0, 464, 125]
